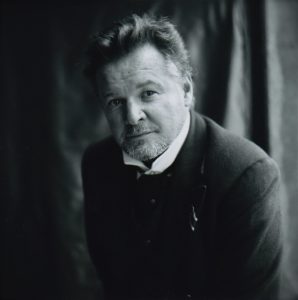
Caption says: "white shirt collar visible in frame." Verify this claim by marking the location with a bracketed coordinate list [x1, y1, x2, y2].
[123, 111, 190, 175]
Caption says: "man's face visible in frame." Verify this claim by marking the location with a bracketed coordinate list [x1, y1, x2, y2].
[97, 44, 193, 162]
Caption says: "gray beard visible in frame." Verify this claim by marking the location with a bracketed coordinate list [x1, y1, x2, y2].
[122, 138, 168, 162]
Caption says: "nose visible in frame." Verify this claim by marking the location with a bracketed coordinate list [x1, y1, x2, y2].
[125, 100, 144, 125]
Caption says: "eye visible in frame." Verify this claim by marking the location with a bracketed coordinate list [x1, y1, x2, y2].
[107, 98, 123, 110]
[142, 90, 157, 98]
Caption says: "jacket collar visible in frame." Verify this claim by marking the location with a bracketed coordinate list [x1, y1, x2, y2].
[170, 109, 207, 191]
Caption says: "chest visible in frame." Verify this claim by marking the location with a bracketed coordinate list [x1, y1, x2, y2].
[94, 175, 210, 298]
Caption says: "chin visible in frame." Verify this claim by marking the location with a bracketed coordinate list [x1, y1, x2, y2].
[122, 138, 168, 161]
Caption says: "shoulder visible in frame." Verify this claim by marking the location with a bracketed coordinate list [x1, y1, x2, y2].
[202, 116, 280, 199]
[82, 136, 119, 168]
[81, 136, 122, 184]
[201, 117, 282, 298]
[82, 135, 116, 161]
[81, 136, 125, 205]
[204, 116, 269, 168]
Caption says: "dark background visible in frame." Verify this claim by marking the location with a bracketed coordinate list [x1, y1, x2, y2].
[1, 0, 297, 299]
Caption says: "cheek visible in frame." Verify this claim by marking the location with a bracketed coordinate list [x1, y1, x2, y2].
[160, 96, 186, 120]
[151, 108, 178, 134]
[154, 98, 186, 135]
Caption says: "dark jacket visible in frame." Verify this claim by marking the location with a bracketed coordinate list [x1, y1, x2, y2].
[82, 111, 282, 300]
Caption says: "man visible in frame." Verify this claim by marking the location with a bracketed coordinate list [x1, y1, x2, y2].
[82, 14, 282, 300]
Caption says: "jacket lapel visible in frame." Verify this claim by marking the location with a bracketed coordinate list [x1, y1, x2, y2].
[159, 111, 208, 295]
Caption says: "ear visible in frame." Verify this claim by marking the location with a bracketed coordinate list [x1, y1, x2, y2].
[183, 75, 193, 108]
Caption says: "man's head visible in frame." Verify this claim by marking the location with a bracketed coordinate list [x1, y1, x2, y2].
[84, 14, 193, 162]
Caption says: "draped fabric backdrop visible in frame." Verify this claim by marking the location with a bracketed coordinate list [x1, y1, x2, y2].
[1, 1, 297, 299]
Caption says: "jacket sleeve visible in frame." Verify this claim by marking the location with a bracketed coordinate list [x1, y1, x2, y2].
[211, 157, 282, 300]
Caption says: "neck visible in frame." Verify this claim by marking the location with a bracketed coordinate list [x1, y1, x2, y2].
[142, 149, 167, 168]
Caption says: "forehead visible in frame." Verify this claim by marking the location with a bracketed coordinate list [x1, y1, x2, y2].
[98, 44, 180, 88]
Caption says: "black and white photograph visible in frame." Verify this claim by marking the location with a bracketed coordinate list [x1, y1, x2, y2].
[1, 1, 298, 299]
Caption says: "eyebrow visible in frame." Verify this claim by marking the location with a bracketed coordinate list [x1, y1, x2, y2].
[136, 80, 163, 90]
[103, 91, 115, 98]
[103, 80, 163, 98]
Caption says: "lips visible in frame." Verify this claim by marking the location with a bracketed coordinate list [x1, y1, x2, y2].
[126, 131, 152, 139]
[123, 123, 157, 141]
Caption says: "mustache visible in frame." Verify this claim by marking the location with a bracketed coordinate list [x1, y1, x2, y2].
[122, 123, 157, 139]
